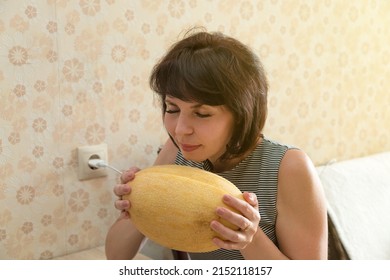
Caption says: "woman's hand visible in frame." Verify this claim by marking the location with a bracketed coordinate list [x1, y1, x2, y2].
[211, 192, 260, 250]
[113, 167, 140, 218]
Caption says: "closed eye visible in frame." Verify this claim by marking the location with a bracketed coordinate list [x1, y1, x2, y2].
[165, 109, 180, 114]
[195, 112, 211, 118]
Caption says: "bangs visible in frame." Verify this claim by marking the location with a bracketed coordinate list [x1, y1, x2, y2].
[150, 48, 226, 106]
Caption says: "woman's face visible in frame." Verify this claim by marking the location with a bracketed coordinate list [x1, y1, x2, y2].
[164, 96, 234, 164]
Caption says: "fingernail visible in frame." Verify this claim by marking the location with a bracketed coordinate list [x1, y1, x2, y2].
[210, 221, 219, 230]
[121, 210, 130, 218]
[223, 195, 231, 202]
[216, 207, 225, 215]
[122, 172, 134, 182]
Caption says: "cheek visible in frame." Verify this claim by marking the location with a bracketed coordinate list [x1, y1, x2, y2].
[218, 125, 233, 145]
[201, 123, 232, 150]
[163, 115, 176, 134]
[226, 122, 235, 140]
[216, 117, 234, 142]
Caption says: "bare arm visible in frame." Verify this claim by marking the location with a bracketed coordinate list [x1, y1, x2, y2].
[213, 149, 328, 260]
[105, 138, 178, 259]
[105, 211, 145, 260]
[275, 149, 328, 259]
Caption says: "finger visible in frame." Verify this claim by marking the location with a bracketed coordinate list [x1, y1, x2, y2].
[119, 209, 130, 219]
[212, 236, 241, 250]
[120, 167, 140, 184]
[216, 207, 251, 232]
[113, 184, 131, 197]
[222, 194, 259, 221]
[114, 198, 130, 210]
[243, 192, 259, 208]
[210, 220, 244, 243]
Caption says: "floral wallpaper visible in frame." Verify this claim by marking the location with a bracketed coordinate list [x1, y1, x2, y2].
[1, 0, 389, 259]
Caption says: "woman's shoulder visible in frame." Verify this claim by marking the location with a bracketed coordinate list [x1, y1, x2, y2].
[278, 148, 323, 203]
[279, 149, 317, 180]
[258, 137, 321, 195]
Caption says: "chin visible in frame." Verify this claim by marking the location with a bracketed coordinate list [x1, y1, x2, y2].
[181, 152, 207, 163]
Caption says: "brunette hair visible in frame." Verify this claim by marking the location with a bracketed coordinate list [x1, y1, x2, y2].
[149, 29, 268, 160]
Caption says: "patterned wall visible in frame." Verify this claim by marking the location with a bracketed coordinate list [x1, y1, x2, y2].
[0, 0, 389, 259]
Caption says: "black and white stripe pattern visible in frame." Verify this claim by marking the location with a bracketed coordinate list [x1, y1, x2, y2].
[175, 137, 291, 260]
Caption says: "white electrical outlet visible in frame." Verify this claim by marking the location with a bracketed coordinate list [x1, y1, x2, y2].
[77, 143, 108, 180]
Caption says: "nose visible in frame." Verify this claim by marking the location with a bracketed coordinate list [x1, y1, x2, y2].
[175, 114, 193, 136]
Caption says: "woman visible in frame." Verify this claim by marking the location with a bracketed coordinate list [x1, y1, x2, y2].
[105, 29, 328, 260]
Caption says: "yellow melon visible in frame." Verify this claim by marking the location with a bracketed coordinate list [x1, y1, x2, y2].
[123, 165, 244, 253]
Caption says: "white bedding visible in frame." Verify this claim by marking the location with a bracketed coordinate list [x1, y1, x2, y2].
[317, 152, 390, 260]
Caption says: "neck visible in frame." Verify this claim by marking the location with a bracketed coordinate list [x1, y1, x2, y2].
[210, 137, 263, 173]
[211, 157, 243, 173]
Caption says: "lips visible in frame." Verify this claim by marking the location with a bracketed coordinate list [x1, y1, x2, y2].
[180, 143, 201, 152]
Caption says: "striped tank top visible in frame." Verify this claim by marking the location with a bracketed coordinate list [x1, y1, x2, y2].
[174, 137, 291, 260]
